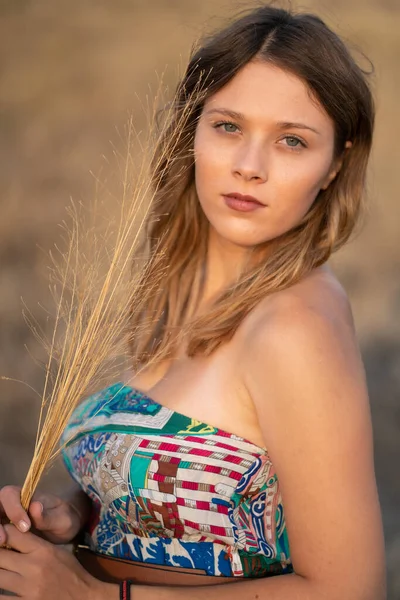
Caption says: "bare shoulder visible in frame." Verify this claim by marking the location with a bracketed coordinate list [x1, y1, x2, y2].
[240, 264, 369, 449]
[238, 265, 386, 598]
[241, 264, 360, 378]
[243, 264, 355, 344]
[241, 264, 370, 462]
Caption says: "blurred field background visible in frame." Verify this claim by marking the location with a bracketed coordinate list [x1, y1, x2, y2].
[0, 0, 399, 596]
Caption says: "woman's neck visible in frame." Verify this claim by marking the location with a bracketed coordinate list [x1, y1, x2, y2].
[194, 229, 255, 315]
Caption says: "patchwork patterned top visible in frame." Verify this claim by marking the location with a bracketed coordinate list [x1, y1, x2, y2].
[61, 382, 292, 578]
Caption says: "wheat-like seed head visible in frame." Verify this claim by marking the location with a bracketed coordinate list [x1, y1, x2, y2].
[18, 68, 211, 510]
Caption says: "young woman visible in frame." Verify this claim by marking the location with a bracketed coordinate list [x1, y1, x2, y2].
[0, 5, 386, 600]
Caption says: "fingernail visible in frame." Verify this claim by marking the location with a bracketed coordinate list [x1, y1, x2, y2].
[38, 502, 44, 515]
[18, 520, 29, 532]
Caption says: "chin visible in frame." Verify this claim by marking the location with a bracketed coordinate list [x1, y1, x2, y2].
[210, 223, 274, 248]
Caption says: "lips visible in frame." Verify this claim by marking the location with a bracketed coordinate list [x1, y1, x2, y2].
[222, 193, 265, 213]
[223, 192, 264, 205]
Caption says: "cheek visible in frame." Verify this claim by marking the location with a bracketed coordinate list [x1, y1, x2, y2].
[266, 159, 331, 232]
[194, 128, 230, 173]
[276, 155, 332, 204]
[194, 135, 227, 203]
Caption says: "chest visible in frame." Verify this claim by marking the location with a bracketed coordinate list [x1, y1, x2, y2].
[124, 339, 267, 450]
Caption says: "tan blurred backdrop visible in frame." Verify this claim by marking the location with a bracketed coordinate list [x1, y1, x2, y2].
[0, 0, 399, 597]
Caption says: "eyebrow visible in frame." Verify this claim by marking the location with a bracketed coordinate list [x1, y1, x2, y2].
[204, 107, 321, 135]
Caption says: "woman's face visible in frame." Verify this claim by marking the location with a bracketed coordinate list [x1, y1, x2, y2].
[194, 60, 342, 248]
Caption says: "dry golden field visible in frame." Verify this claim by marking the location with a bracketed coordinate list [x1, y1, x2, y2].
[0, 0, 399, 596]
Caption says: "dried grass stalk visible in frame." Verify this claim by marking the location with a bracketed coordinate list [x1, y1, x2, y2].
[18, 70, 209, 511]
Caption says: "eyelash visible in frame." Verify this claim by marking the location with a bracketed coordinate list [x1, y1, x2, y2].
[212, 120, 308, 150]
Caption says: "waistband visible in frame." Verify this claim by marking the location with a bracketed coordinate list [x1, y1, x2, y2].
[74, 545, 246, 587]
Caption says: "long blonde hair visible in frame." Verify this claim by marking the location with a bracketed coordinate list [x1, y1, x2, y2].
[129, 5, 375, 367]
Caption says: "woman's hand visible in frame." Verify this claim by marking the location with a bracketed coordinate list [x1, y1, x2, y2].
[0, 485, 86, 545]
[0, 524, 109, 600]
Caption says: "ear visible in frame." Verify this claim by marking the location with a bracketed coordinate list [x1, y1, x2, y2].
[321, 141, 353, 190]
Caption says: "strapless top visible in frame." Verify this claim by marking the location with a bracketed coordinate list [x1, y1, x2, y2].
[61, 382, 292, 578]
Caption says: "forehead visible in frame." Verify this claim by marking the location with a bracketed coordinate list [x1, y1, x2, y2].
[204, 60, 333, 133]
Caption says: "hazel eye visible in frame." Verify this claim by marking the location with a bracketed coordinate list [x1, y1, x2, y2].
[214, 121, 240, 133]
[223, 122, 239, 133]
[283, 136, 306, 148]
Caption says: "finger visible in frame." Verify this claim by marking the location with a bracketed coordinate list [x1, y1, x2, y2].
[0, 548, 23, 573]
[28, 500, 44, 525]
[30, 491, 59, 513]
[3, 524, 44, 554]
[0, 568, 23, 596]
[0, 525, 7, 547]
[0, 486, 30, 533]
[29, 501, 67, 536]
[28, 494, 64, 532]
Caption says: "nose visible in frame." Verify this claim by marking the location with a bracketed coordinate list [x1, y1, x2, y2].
[232, 141, 268, 182]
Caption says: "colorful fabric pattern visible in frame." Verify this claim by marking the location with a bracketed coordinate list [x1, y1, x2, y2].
[61, 383, 292, 578]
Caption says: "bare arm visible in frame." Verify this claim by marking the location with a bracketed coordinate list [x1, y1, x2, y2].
[242, 297, 385, 599]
